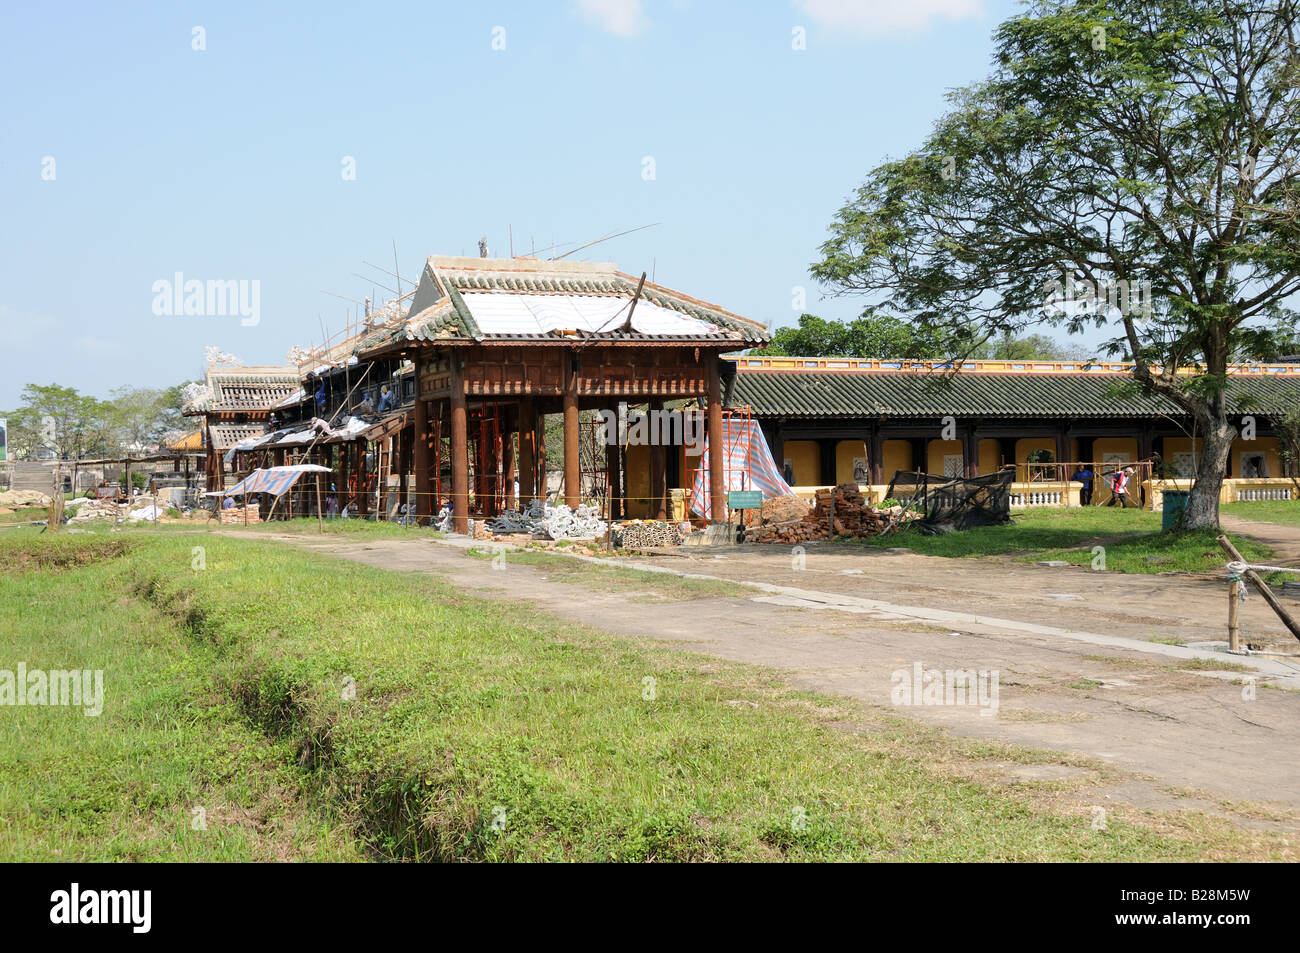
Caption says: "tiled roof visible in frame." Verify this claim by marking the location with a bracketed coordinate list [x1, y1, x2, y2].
[186, 367, 301, 413]
[730, 361, 1300, 419]
[208, 423, 267, 451]
[361, 256, 769, 353]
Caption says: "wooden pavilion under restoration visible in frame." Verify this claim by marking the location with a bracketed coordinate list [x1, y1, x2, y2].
[182, 364, 302, 492]
[356, 255, 770, 532]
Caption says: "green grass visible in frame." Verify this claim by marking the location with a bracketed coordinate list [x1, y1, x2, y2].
[0, 527, 1282, 861]
[0, 507, 47, 524]
[1222, 499, 1300, 526]
[844, 507, 1274, 575]
[156, 516, 441, 539]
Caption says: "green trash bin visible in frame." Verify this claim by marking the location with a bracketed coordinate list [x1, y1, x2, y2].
[1161, 490, 1190, 531]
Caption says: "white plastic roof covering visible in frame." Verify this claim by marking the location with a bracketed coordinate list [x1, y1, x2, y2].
[458, 292, 723, 337]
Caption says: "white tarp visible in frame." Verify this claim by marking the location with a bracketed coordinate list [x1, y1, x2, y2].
[459, 292, 722, 337]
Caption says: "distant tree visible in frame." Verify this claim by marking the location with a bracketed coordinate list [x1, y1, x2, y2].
[765, 311, 956, 358]
[11, 384, 112, 459]
[765, 312, 1083, 361]
[972, 331, 1092, 361]
[109, 386, 186, 451]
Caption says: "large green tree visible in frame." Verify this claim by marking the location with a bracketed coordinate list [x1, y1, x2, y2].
[812, 0, 1300, 528]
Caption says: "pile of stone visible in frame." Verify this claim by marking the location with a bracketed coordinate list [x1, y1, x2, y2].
[746, 484, 912, 544]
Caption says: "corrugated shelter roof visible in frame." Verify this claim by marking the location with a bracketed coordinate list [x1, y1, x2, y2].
[360, 256, 769, 354]
[729, 357, 1300, 419]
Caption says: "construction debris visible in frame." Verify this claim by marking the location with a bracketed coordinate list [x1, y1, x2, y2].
[481, 501, 608, 540]
[0, 490, 52, 507]
[760, 494, 810, 524]
[745, 483, 917, 544]
[611, 521, 684, 549]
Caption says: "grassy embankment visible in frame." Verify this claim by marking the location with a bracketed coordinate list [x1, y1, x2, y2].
[846, 506, 1275, 575]
[0, 527, 1286, 861]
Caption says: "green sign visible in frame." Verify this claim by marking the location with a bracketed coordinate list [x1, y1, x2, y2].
[728, 490, 763, 510]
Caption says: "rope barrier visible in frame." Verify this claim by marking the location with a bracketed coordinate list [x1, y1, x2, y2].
[1226, 560, 1300, 576]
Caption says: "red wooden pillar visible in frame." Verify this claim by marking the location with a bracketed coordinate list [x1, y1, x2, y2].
[649, 399, 667, 520]
[414, 398, 430, 526]
[518, 398, 536, 505]
[564, 354, 580, 508]
[451, 360, 469, 533]
[707, 360, 726, 523]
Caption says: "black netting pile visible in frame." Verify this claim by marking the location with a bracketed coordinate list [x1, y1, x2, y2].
[884, 469, 1013, 534]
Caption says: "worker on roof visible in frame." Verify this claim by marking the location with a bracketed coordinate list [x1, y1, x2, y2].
[377, 384, 395, 413]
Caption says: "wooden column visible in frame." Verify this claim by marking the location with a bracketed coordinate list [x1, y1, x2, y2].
[503, 410, 517, 511]
[451, 360, 469, 533]
[707, 360, 726, 523]
[397, 425, 411, 515]
[869, 425, 884, 484]
[606, 410, 623, 521]
[964, 425, 980, 478]
[1055, 425, 1070, 479]
[517, 398, 536, 504]
[357, 442, 369, 517]
[564, 354, 580, 508]
[413, 400, 430, 525]
[649, 399, 667, 520]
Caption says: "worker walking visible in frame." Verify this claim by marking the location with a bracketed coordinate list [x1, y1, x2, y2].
[1105, 466, 1135, 507]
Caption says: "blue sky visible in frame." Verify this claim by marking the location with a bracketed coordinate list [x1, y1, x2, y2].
[0, 0, 1026, 407]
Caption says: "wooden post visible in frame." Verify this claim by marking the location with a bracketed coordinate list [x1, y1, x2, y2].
[518, 398, 536, 505]
[502, 413, 517, 511]
[1217, 534, 1300, 643]
[397, 425, 411, 517]
[451, 360, 469, 533]
[606, 423, 622, 520]
[414, 398, 430, 526]
[564, 353, 580, 509]
[316, 472, 324, 533]
[649, 399, 667, 520]
[707, 359, 726, 524]
[1228, 578, 1241, 651]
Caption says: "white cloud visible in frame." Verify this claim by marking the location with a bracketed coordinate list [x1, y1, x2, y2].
[794, 0, 984, 37]
[572, 0, 648, 36]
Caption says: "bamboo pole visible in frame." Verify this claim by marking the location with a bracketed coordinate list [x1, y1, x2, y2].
[1228, 579, 1241, 651]
[1216, 534, 1300, 643]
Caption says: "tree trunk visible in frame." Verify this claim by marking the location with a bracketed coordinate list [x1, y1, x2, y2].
[1184, 420, 1234, 530]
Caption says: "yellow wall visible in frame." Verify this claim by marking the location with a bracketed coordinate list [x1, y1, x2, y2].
[882, 440, 912, 478]
[1162, 437, 1201, 479]
[927, 439, 965, 476]
[977, 439, 1000, 475]
[1092, 437, 1138, 462]
[835, 439, 870, 484]
[783, 440, 820, 486]
[1015, 437, 1056, 464]
[1232, 436, 1281, 478]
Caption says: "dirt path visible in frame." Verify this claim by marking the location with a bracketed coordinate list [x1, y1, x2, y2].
[1220, 514, 1300, 566]
[216, 529, 1300, 833]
